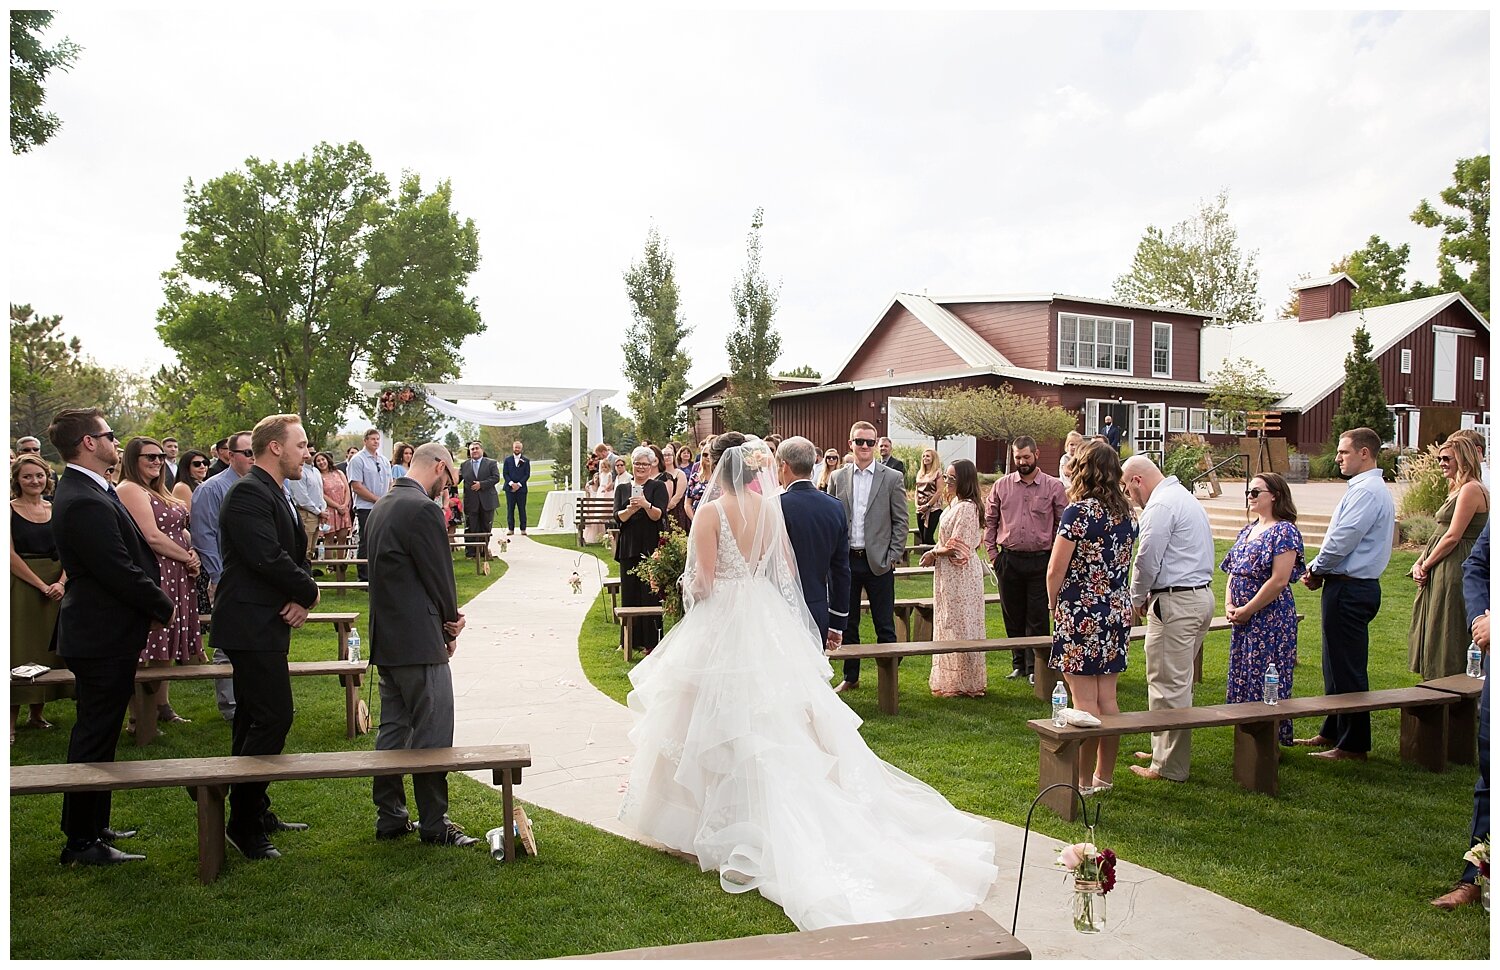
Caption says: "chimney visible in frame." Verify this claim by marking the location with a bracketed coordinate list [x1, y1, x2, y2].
[1295, 273, 1357, 322]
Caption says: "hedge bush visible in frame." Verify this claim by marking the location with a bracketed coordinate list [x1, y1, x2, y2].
[1398, 446, 1450, 519]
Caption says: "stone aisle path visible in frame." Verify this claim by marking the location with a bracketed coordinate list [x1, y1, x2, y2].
[450, 535, 1364, 960]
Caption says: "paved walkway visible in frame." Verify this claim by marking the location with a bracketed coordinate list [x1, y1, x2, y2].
[450, 536, 1365, 960]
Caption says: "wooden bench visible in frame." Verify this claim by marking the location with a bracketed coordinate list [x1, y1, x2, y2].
[614, 606, 665, 661]
[14, 660, 371, 745]
[1025, 687, 1457, 820]
[564, 909, 1028, 960]
[575, 496, 617, 545]
[832, 616, 1250, 714]
[1417, 673, 1485, 765]
[199, 611, 360, 661]
[11, 744, 530, 883]
[317, 580, 370, 597]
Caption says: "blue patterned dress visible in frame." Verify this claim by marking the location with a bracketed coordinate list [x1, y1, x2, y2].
[1220, 520, 1305, 744]
[1050, 499, 1137, 675]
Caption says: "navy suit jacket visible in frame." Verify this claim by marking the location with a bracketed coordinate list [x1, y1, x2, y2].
[1464, 522, 1489, 627]
[503, 454, 529, 494]
[779, 479, 852, 643]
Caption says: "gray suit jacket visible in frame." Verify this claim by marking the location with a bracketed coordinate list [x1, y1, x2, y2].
[366, 478, 459, 667]
[460, 456, 501, 512]
[829, 461, 909, 576]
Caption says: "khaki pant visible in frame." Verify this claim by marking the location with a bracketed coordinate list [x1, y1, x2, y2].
[298, 508, 322, 559]
[1143, 586, 1215, 781]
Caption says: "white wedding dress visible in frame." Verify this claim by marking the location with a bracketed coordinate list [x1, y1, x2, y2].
[618, 442, 998, 931]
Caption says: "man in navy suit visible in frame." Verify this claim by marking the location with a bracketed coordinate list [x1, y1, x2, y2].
[502, 439, 529, 536]
[776, 436, 851, 648]
[47, 407, 176, 866]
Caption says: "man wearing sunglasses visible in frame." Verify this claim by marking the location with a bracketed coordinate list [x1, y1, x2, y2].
[827, 421, 909, 694]
[46, 408, 176, 866]
[189, 430, 256, 721]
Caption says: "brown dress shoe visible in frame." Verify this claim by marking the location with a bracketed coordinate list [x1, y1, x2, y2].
[1308, 748, 1368, 761]
[1431, 881, 1481, 909]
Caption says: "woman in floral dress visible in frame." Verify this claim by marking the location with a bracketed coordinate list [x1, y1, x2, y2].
[1221, 472, 1305, 745]
[1045, 441, 1137, 794]
[925, 459, 987, 697]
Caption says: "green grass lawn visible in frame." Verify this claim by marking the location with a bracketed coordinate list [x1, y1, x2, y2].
[8, 549, 790, 958]
[539, 531, 1490, 960]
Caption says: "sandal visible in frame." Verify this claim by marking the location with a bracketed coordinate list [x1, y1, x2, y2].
[157, 704, 191, 725]
[23, 717, 53, 730]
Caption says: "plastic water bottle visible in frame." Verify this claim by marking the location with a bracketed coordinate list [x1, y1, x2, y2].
[347, 627, 361, 665]
[1468, 643, 1485, 679]
[1051, 681, 1068, 727]
[1263, 663, 1279, 705]
[315, 538, 325, 560]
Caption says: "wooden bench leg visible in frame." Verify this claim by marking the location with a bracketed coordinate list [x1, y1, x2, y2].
[875, 657, 900, 715]
[134, 682, 160, 747]
[1233, 721, 1279, 796]
[195, 784, 227, 884]
[342, 672, 361, 738]
[1193, 644, 1203, 685]
[497, 766, 516, 863]
[1400, 702, 1449, 773]
[1445, 696, 1478, 766]
[910, 606, 933, 643]
[1033, 651, 1057, 701]
[336, 622, 351, 662]
[621, 620, 634, 663]
[1038, 736, 1082, 821]
[891, 606, 910, 643]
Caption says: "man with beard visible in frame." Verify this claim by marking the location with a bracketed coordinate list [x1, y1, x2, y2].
[365, 443, 476, 845]
[982, 436, 1067, 683]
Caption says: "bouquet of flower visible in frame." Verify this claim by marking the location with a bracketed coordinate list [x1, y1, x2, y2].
[1464, 838, 1489, 910]
[630, 520, 689, 620]
[1057, 830, 1117, 933]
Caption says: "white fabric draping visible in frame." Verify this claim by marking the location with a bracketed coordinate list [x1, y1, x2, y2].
[423, 389, 591, 426]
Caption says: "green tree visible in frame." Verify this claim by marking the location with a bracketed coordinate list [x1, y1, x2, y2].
[720, 208, 781, 435]
[621, 225, 692, 444]
[893, 389, 964, 448]
[549, 404, 632, 487]
[1332, 235, 1418, 310]
[1330, 324, 1395, 444]
[1203, 356, 1277, 430]
[155, 141, 482, 445]
[10, 303, 128, 458]
[1113, 189, 1263, 327]
[10, 11, 81, 153]
[951, 385, 1078, 471]
[1411, 154, 1490, 314]
[778, 365, 821, 379]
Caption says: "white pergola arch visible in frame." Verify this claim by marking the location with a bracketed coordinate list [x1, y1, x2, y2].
[358, 381, 616, 491]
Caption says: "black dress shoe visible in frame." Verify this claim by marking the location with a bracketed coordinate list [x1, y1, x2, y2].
[420, 821, 480, 847]
[376, 820, 416, 840]
[225, 829, 281, 860]
[101, 826, 138, 842]
[1006, 669, 1026, 680]
[262, 811, 309, 833]
[61, 841, 144, 866]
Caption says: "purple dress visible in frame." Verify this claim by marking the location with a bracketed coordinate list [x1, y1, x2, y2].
[1220, 520, 1304, 744]
[1049, 499, 1137, 675]
[140, 493, 203, 663]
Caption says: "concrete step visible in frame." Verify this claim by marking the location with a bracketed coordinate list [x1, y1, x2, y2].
[1208, 519, 1326, 547]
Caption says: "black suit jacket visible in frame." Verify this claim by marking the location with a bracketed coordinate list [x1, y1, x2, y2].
[882, 455, 906, 476]
[50, 469, 175, 659]
[366, 479, 459, 667]
[207, 459, 229, 478]
[212, 466, 320, 654]
[779, 480, 852, 642]
[614, 478, 668, 563]
[461, 456, 501, 512]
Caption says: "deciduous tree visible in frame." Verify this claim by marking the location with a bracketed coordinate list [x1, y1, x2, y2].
[893, 389, 965, 448]
[1331, 324, 1395, 444]
[10, 11, 81, 153]
[1411, 154, 1489, 314]
[721, 208, 781, 435]
[1332, 235, 1421, 310]
[622, 225, 692, 444]
[1203, 356, 1277, 428]
[1113, 190, 1263, 327]
[951, 385, 1078, 470]
[10, 303, 127, 458]
[778, 365, 821, 379]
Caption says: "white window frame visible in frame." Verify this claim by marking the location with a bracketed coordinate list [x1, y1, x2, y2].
[1151, 322, 1172, 378]
[1189, 408, 1208, 433]
[1400, 348, 1412, 374]
[1476, 357, 1486, 381]
[1168, 407, 1187, 433]
[1058, 312, 1134, 375]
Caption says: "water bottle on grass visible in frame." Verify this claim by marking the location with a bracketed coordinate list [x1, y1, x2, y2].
[1051, 681, 1068, 727]
[1263, 663, 1279, 705]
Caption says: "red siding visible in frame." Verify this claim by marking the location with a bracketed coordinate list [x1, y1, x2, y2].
[1298, 279, 1355, 321]
[944, 301, 1052, 369]
[838, 304, 968, 382]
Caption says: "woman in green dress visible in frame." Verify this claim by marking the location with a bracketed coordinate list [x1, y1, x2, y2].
[9, 454, 68, 741]
[1409, 435, 1489, 680]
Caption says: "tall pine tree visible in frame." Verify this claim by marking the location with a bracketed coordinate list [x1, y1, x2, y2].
[1330, 324, 1394, 443]
[721, 208, 781, 435]
[621, 225, 692, 443]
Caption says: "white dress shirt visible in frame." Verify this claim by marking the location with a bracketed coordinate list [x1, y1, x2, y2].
[848, 462, 876, 549]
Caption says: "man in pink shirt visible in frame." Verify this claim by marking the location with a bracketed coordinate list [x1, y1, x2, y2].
[982, 436, 1068, 683]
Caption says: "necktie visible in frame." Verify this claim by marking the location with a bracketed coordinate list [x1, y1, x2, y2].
[106, 484, 125, 507]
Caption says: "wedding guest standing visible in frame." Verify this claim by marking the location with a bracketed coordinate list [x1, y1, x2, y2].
[683, 445, 713, 523]
[615, 445, 669, 655]
[1045, 441, 1137, 794]
[171, 449, 214, 619]
[314, 451, 353, 559]
[458, 440, 499, 558]
[502, 439, 529, 536]
[189, 430, 254, 722]
[914, 448, 943, 545]
[878, 437, 906, 476]
[117, 436, 203, 729]
[390, 441, 413, 479]
[660, 443, 690, 531]
[816, 449, 841, 492]
[924, 459, 987, 698]
[1059, 430, 1085, 487]
[348, 429, 393, 580]
[1221, 472, 1305, 744]
[10, 454, 68, 740]
[1409, 435, 1489, 680]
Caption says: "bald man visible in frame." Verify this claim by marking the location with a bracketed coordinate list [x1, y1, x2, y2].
[1121, 456, 1215, 784]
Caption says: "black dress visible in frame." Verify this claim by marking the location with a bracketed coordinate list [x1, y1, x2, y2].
[614, 478, 670, 652]
[10, 507, 67, 703]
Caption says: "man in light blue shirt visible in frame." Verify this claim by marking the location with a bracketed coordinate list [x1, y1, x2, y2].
[190, 430, 255, 720]
[1296, 427, 1395, 760]
[347, 428, 392, 581]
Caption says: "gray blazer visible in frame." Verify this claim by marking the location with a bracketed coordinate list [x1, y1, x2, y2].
[366, 478, 460, 666]
[829, 461, 909, 576]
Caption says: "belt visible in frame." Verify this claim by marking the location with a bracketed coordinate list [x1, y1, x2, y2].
[1003, 548, 1050, 557]
[1322, 573, 1376, 584]
[851, 548, 867, 557]
[1150, 583, 1211, 594]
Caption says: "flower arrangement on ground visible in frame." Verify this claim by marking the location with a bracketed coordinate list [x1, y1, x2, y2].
[630, 520, 688, 621]
[1056, 830, 1118, 933]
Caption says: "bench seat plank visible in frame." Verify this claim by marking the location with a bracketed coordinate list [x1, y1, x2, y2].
[564, 910, 1027, 960]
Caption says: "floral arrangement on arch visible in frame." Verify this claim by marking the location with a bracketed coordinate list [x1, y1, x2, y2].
[376, 383, 427, 428]
[630, 520, 689, 621]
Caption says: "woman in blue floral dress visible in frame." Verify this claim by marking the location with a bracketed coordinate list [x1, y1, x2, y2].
[1220, 472, 1305, 745]
[1046, 441, 1138, 794]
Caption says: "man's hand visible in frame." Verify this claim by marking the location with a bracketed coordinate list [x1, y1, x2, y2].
[208, 581, 217, 603]
[1132, 603, 1147, 626]
[825, 628, 843, 653]
[443, 612, 466, 640]
[280, 601, 310, 628]
[1474, 610, 1490, 652]
[446, 639, 458, 658]
[1302, 572, 1323, 591]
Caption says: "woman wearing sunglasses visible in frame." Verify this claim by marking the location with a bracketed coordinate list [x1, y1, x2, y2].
[816, 450, 841, 492]
[171, 449, 215, 618]
[1409, 436, 1489, 680]
[117, 436, 205, 729]
[1220, 472, 1305, 745]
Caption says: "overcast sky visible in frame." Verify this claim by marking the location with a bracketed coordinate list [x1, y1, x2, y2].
[8, 7, 1490, 424]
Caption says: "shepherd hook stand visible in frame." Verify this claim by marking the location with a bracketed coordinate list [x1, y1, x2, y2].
[1010, 782, 1102, 936]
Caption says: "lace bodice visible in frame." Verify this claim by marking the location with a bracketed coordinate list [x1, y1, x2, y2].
[713, 502, 754, 584]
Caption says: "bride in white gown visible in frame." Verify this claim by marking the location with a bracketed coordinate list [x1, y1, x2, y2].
[618, 433, 998, 931]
